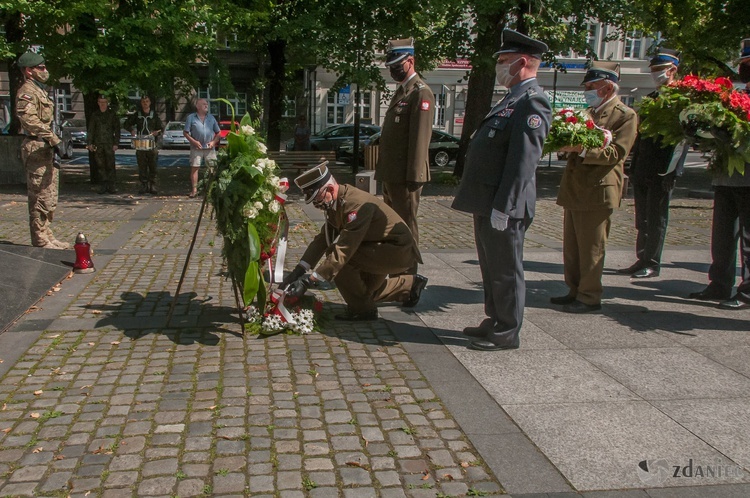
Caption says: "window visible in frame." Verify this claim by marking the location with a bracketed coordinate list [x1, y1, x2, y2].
[355, 91, 372, 121]
[199, 88, 246, 119]
[326, 91, 345, 125]
[624, 30, 644, 59]
[283, 97, 296, 118]
[433, 92, 446, 128]
[55, 84, 72, 112]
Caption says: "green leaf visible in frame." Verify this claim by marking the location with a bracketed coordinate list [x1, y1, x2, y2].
[256, 264, 267, 311]
[243, 260, 259, 305]
[247, 222, 261, 261]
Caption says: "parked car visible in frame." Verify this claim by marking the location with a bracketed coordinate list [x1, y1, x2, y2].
[119, 128, 133, 148]
[59, 118, 87, 158]
[219, 121, 239, 145]
[285, 124, 381, 157]
[339, 129, 460, 168]
[162, 121, 189, 149]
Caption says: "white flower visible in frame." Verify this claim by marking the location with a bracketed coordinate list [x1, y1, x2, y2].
[243, 206, 258, 219]
[261, 314, 285, 333]
[258, 142, 267, 153]
[254, 201, 263, 210]
[269, 176, 280, 188]
[241, 124, 255, 136]
[269, 200, 280, 213]
[262, 191, 272, 202]
[290, 309, 315, 334]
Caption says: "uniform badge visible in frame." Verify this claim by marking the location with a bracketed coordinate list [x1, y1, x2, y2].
[19, 93, 33, 102]
[497, 108, 514, 118]
[347, 211, 357, 223]
[527, 114, 542, 129]
[420, 100, 431, 111]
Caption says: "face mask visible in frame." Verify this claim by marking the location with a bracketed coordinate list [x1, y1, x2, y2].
[389, 62, 408, 82]
[740, 64, 750, 84]
[495, 59, 520, 87]
[33, 69, 49, 84]
[584, 89, 604, 108]
[651, 69, 670, 86]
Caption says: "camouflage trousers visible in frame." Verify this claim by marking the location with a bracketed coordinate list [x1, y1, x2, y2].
[93, 144, 116, 189]
[136, 149, 158, 187]
[22, 139, 60, 247]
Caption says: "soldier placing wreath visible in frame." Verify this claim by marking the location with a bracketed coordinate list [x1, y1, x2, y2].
[282, 162, 428, 321]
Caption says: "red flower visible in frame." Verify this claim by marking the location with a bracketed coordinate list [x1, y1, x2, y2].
[585, 120, 595, 129]
[565, 116, 578, 123]
[269, 247, 277, 256]
[313, 300, 323, 313]
[715, 77, 733, 90]
[260, 252, 269, 261]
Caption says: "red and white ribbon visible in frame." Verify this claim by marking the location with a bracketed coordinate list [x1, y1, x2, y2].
[269, 288, 295, 324]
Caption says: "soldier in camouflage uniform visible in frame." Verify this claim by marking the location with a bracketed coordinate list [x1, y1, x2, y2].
[87, 94, 120, 194]
[124, 95, 163, 194]
[15, 52, 69, 250]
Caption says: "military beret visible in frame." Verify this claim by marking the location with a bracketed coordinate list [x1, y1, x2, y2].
[294, 162, 332, 203]
[17, 51, 45, 68]
[582, 61, 620, 84]
[741, 38, 750, 62]
[649, 47, 680, 67]
[493, 29, 548, 59]
[385, 38, 415, 67]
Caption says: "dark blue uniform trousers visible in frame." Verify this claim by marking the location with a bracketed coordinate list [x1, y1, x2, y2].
[473, 214, 529, 347]
[633, 178, 673, 269]
[708, 186, 750, 302]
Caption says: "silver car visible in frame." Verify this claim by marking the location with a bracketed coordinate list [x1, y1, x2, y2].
[162, 121, 189, 149]
[60, 118, 87, 158]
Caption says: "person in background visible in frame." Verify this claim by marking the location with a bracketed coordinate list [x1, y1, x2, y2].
[183, 98, 220, 198]
[125, 95, 163, 195]
[375, 37, 435, 274]
[87, 94, 120, 195]
[293, 115, 311, 151]
[552, 61, 637, 313]
[15, 51, 69, 250]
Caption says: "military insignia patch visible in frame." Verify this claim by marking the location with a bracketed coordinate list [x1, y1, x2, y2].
[420, 100, 431, 111]
[497, 108, 514, 118]
[527, 114, 542, 129]
[19, 94, 33, 102]
[347, 211, 357, 223]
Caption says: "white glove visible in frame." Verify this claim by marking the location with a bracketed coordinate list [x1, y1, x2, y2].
[490, 209, 509, 231]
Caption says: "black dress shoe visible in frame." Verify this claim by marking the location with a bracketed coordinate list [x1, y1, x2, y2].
[562, 300, 602, 314]
[632, 267, 660, 279]
[617, 261, 644, 275]
[550, 294, 576, 305]
[463, 319, 494, 338]
[688, 287, 732, 301]
[335, 309, 378, 321]
[402, 274, 428, 308]
[717, 297, 750, 310]
[468, 339, 519, 351]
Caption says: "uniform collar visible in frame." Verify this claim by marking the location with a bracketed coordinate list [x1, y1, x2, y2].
[507, 77, 536, 98]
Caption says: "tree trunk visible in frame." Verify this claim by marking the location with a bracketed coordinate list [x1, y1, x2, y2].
[453, 14, 505, 178]
[266, 39, 286, 151]
[5, 12, 24, 135]
[83, 92, 101, 183]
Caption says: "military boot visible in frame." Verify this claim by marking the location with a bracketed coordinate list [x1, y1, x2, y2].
[138, 183, 149, 194]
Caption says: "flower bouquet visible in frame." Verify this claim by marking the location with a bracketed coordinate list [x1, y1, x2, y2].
[543, 107, 610, 155]
[206, 100, 322, 334]
[638, 75, 750, 176]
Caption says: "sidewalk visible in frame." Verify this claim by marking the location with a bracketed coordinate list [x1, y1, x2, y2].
[0, 155, 748, 497]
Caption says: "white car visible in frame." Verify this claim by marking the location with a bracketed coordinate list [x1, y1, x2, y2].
[161, 121, 189, 149]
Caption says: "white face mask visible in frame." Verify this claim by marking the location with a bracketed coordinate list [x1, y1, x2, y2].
[584, 89, 604, 108]
[651, 69, 670, 86]
[495, 59, 520, 87]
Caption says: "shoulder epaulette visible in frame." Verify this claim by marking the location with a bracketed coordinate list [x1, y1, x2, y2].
[416, 82, 425, 90]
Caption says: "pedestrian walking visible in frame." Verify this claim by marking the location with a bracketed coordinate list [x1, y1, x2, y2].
[184, 98, 220, 198]
[283, 162, 428, 321]
[87, 94, 120, 194]
[552, 61, 638, 313]
[15, 51, 69, 250]
[374, 38, 435, 274]
[451, 29, 552, 351]
[618, 48, 689, 279]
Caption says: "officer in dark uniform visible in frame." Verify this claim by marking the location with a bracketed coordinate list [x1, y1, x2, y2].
[688, 38, 750, 310]
[87, 94, 120, 194]
[375, 38, 435, 274]
[451, 29, 552, 351]
[618, 48, 689, 278]
[284, 163, 428, 321]
[124, 95, 163, 194]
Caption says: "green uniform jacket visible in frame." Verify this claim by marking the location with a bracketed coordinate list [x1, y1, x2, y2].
[87, 108, 120, 146]
[557, 97, 637, 210]
[16, 80, 60, 147]
[301, 185, 421, 281]
[375, 75, 435, 183]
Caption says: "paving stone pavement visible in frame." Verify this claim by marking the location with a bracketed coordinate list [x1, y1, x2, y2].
[0, 152, 747, 497]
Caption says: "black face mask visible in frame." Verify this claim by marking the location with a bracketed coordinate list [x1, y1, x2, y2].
[740, 63, 750, 83]
[389, 63, 408, 82]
